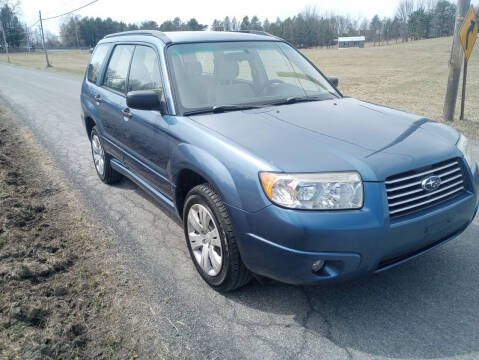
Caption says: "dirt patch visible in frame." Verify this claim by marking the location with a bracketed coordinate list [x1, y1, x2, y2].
[0, 106, 173, 358]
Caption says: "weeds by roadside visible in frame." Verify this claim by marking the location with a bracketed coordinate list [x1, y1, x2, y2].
[0, 105, 174, 359]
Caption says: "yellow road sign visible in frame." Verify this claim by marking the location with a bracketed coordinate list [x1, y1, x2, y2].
[459, 6, 478, 61]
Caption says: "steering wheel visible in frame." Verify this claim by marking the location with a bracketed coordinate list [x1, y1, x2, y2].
[257, 79, 285, 96]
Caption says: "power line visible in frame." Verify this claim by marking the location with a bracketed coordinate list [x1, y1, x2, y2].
[43, 0, 82, 17]
[43, 0, 99, 21]
[28, 19, 40, 28]
[25, 0, 96, 28]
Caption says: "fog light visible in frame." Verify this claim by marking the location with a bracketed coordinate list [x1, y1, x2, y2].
[312, 260, 325, 272]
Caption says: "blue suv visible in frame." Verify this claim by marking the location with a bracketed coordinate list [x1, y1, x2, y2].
[81, 30, 479, 291]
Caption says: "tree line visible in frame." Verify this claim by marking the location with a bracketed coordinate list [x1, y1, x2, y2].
[209, 0, 461, 47]
[1, 0, 478, 51]
[58, 16, 208, 48]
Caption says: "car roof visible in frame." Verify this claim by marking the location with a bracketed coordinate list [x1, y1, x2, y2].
[103, 30, 281, 44]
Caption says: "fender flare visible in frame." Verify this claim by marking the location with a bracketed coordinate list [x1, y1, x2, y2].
[170, 143, 244, 211]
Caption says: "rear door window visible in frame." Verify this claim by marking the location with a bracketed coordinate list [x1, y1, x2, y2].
[87, 44, 109, 84]
[102, 45, 135, 94]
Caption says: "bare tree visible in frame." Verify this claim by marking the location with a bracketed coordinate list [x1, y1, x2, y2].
[0, 0, 20, 11]
[396, 0, 415, 42]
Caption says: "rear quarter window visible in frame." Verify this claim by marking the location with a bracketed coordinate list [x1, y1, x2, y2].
[87, 44, 109, 84]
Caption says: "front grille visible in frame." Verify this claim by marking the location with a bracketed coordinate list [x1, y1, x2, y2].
[386, 159, 466, 219]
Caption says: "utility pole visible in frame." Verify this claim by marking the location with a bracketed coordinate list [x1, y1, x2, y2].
[25, 25, 30, 53]
[443, 0, 470, 121]
[0, 19, 10, 63]
[460, 58, 468, 120]
[38, 10, 51, 67]
[75, 21, 80, 49]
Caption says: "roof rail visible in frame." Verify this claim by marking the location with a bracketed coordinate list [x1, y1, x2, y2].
[104, 30, 171, 44]
[234, 30, 282, 40]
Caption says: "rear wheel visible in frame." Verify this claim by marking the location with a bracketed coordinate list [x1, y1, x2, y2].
[90, 127, 121, 184]
[183, 184, 251, 292]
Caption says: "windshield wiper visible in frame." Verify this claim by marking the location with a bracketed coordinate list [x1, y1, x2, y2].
[183, 104, 266, 116]
[271, 96, 324, 106]
[212, 104, 266, 113]
[183, 96, 336, 116]
[183, 108, 215, 116]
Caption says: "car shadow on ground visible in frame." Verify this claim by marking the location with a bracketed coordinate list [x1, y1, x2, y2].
[226, 222, 479, 359]
[113, 177, 183, 225]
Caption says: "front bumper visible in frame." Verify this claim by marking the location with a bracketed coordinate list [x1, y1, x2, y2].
[229, 162, 479, 285]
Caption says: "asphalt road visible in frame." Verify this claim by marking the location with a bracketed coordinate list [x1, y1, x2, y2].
[1, 62, 479, 360]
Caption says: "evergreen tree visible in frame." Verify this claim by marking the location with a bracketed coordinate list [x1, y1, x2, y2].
[240, 16, 250, 30]
[185, 18, 207, 31]
[139, 21, 158, 30]
[0, 3, 26, 48]
[431, 0, 456, 37]
[250, 16, 262, 31]
[211, 19, 224, 31]
[223, 16, 231, 31]
[370, 15, 382, 45]
[231, 17, 239, 31]
[263, 18, 270, 32]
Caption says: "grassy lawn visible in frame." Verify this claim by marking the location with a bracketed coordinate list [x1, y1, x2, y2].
[0, 50, 90, 75]
[1, 37, 477, 137]
[303, 37, 479, 138]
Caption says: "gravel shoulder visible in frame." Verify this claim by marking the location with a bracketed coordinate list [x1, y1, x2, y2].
[0, 100, 174, 359]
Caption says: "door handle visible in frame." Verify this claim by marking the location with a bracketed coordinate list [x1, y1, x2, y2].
[94, 95, 102, 104]
[121, 108, 132, 120]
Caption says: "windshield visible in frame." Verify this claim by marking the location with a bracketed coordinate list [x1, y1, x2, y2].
[166, 41, 340, 115]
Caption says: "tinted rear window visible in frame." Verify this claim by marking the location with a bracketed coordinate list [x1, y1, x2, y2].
[87, 44, 109, 84]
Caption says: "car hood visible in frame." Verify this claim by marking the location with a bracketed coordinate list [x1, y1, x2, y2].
[189, 97, 461, 181]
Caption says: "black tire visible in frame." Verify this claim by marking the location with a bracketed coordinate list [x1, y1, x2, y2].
[90, 127, 122, 184]
[183, 184, 251, 292]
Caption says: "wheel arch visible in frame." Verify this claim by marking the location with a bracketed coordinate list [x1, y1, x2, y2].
[171, 144, 243, 219]
[84, 116, 96, 140]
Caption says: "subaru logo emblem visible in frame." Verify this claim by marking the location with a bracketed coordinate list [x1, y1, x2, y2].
[421, 176, 441, 192]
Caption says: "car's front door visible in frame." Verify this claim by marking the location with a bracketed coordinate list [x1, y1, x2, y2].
[122, 45, 171, 197]
[97, 44, 134, 159]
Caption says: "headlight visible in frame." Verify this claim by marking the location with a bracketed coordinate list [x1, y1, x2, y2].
[457, 134, 474, 169]
[259, 172, 363, 210]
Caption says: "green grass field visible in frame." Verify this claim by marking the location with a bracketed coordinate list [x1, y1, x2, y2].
[1, 37, 477, 137]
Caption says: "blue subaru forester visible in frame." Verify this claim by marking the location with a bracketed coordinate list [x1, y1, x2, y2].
[81, 30, 479, 291]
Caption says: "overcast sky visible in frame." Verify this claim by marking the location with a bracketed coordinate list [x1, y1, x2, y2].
[19, 0, 479, 35]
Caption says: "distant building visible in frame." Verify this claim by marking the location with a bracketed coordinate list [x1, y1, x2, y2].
[337, 36, 366, 49]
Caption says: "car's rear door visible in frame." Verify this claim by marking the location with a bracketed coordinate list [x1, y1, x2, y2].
[83, 43, 110, 121]
[96, 44, 135, 158]
[121, 44, 172, 197]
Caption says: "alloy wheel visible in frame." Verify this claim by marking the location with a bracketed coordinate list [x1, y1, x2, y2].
[91, 134, 105, 176]
[187, 203, 223, 276]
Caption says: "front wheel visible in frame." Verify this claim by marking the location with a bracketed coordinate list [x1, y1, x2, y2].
[183, 184, 251, 292]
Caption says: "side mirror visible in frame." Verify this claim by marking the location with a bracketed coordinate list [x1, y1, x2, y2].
[126, 90, 164, 112]
[327, 76, 339, 88]
[89, 48, 94, 54]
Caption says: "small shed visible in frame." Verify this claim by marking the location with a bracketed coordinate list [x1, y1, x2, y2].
[338, 36, 366, 49]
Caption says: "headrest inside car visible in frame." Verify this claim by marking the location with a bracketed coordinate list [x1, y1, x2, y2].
[215, 59, 239, 82]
